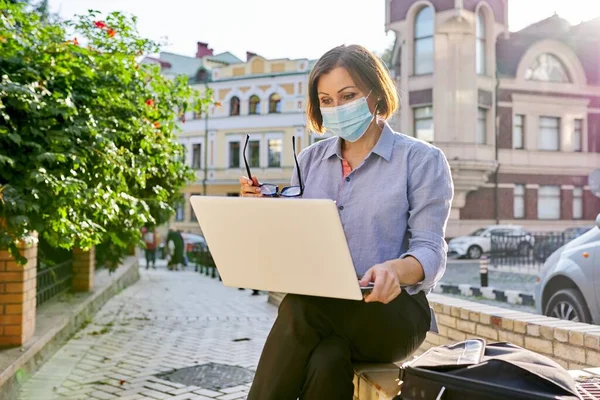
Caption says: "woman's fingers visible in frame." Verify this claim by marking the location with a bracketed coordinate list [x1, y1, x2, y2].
[239, 175, 262, 197]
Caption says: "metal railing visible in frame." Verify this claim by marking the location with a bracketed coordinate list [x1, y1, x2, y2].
[36, 259, 73, 307]
[490, 231, 578, 272]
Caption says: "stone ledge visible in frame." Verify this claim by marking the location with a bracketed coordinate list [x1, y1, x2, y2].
[0, 257, 140, 400]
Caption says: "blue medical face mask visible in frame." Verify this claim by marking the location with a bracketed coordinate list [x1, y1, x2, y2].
[320, 92, 375, 142]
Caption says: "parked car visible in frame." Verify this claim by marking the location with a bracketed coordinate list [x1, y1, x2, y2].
[535, 215, 600, 324]
[533, 226, 594, 263]
[447, 225, 534, 260]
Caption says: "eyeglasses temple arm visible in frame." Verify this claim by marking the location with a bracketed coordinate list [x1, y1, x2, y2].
[292, 136, 304, 194]
[243, 134, 254, 184]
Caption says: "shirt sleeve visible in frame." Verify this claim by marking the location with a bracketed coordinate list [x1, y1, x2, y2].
[401, 146, 454, 295]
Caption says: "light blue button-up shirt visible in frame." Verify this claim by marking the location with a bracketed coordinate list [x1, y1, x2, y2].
[291, 122, 454, 295]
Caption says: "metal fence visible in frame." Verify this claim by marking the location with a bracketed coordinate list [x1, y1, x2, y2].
[490, 231, 578, 272]
[36, 259, 73, 307]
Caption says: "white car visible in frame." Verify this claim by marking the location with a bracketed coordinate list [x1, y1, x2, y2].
[448, 225, 534, 260]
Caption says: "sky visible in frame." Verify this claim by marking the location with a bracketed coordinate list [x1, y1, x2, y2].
[47, 0, 600, 61]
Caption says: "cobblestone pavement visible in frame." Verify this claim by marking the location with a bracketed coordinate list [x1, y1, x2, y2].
[444, 261, 538, 293]
[18, 259, 276, 400]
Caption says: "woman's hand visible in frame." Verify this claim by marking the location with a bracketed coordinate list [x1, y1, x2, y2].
[239, 176, 263, 197]
[359, 260, 402, 304]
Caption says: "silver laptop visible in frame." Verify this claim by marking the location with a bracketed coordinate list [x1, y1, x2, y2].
[189, 195, 363, 300]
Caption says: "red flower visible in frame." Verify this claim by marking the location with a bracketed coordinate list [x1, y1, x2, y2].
[215, 101, 222, 108]
[145, 99, 154, 107]
[72, 37, 79, 46]
[153, 122, 160, 128]
[107, 28, 116, 38]
[94, 21, 107, 29]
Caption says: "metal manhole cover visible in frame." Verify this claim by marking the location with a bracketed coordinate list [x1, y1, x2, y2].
[156, 362, 255, 391]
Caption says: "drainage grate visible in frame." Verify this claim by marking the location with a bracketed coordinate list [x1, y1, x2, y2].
[576, 377, 600, 399]
[156, 362, 255, 391]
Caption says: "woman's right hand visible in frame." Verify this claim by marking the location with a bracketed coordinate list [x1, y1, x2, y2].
[239, 175, 263, 197]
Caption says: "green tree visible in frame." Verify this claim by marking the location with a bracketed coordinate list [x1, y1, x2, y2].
[0, 2, 209, 265]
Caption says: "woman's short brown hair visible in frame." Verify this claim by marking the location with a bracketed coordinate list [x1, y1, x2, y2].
[306, 44, 399, 134]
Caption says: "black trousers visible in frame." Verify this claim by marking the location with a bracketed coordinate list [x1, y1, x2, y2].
[247, 290, 431, 400]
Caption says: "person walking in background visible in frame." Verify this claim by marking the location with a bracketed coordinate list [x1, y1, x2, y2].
[166, 228, 185, 271]
[142, 226, 159, 270]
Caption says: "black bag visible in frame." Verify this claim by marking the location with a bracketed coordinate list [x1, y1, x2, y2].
[395, 339, 581, 400]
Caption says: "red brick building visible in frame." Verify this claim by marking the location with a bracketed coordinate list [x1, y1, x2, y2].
[385, 0, 600, 236]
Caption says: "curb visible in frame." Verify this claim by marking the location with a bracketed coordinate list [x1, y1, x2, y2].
[0, 257, 140, 400]
[434, 281, 535, 307]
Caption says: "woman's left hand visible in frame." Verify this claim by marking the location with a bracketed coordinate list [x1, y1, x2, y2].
[359, 260, 402, 304]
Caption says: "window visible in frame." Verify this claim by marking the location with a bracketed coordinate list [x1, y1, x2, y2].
[175, 202, 184, 222]
[476, 9, 486, 75]
[249, 95, 261, 115]
[477, 108, 487, 144]
[414, 6, 434, 75]
[414, 106, 434, 142]
[192, 143, 202, 169]
[538, 185, 560, 220]
[190, 193, 201, 222]
[228, 141, 240, 168]
[268, 138, 282, 167]
[247, 139, 260, 168]
[573, 119, 583, 152]
[525, 53, 571, 83]
[514, 184, 525, 219]
[538, 117, 560, 151]
[230, 96, 240, 116]
[269, 93, 282, 113]
[573, 187, 583, 219]
[513, 114, 524, 149]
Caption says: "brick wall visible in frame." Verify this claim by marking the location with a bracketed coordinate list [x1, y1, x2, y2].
[422, 294, 600, 370]
[72, 247, 95, 292]
[461, 187, 514, 220]
[561, 188, 573, 220]
[498, 107, 512, 149]
[269, 292, 600, 370]
[0, 236, 38, 347]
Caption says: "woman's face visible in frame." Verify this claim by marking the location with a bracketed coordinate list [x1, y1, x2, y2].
[317, 67, 378, 113]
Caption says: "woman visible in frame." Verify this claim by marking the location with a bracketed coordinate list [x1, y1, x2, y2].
[239, 44, 454, 399]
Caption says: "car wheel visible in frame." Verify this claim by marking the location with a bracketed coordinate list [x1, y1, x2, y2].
[544, 288, 591, 323]
[467, 245, 482, 260]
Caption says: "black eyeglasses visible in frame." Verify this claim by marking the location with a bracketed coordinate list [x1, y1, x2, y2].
[243, 134, 304, 197]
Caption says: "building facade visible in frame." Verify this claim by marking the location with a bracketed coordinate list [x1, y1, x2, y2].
[154, 45, 327, 233]
[385, 0, 600, 237]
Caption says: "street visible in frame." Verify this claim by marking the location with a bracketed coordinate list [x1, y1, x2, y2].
[18, 260, 276, 400]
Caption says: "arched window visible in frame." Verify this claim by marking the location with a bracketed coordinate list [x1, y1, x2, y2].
[414, 6, 434, 75]
[249, 95, 261, 115]
[269, 93, 282, 113]
[525, 53, 571, 83]
[476, 9, 486, 75]
[230, 96, 240, 116]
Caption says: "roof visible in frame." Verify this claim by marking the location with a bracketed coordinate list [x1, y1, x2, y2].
[496, 14, 600, 84]
[515, 14, 571, 38]
[209, 52, 243, 64]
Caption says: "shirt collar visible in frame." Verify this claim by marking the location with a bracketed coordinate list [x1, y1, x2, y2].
[321, 121, 395, 162]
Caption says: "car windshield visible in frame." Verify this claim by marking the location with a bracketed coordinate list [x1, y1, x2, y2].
[469, 229, 485, 237]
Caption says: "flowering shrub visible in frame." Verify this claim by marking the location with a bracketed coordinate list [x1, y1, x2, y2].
[0, 2, 211, 265]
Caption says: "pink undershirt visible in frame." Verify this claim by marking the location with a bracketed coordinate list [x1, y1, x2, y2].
[341, 159, 352, 179]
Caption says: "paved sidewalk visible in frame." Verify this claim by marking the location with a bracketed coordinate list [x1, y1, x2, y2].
[18, 260, 276, 400]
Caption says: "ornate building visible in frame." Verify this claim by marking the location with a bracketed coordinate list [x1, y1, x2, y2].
[147, 43, 322, 233]
[385, 0, 600, 236]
